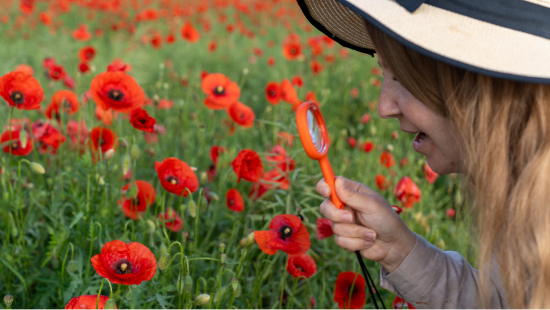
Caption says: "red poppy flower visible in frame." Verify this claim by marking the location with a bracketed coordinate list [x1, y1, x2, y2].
[120, 180, 156, 220]
[360, 141, 374, 153]
[254, 214, 311, 255]
[316, 218, 334, 240]
[129, 108, 156, 133]
[65, 295, 112, 309]
[15, 64, 34, 76]
[78, 46, 96, 62]
[0, 71, 44, 110]
[310, 60, 323, 75]
[157, 99, 173, 109]
[155, 157, 199, 196]
[248, 168, 290, 200]
[91, 240, 157, 285]
[395, 176, 421, 208]
[287, 254, 316, 278]
[181, 22, 200, 42]
[446, 208, 455, 218]
[305, 91, 320, 106]
[267, 56, 275, 66]
[48, 63, 66, 81]
[375, 174, 392, 191]
[277, 132, 294, 147]
[391, 131, 399, 139]
[227, 102, 255, 127]
[280, 79, 298, 104]
[33, 122, 66, 154]
[166, 33, 176, 43]
[151, 33, 162, 49]
[90, 126, 116, 157]
[72, 24, 91, 41]
[207, 164, 217, 183]
[282, 42, 302, 61]
[266, 145, 295, 172]
[265, 82, 281, 105]
[1, 129, 33, 156]
[424, 162, 439, 184]
[201, 73, 240, 109]
[45, 90, 79, 120]
[361, 113, 371, 124]
[64, 75, 75, 90]
[400, 158, 408, 167]
[347, 137, 357, 148]
[225, 188, 244, 212]
[107, 58, 132, 72]
[232, 149, 263, 183]
[157, 207, 183, 232]
[208, 41, 217, 52]
[392, 296, 416, 309]
[334, 271, 366, 309]
[79, 62, 91, 74]
[95, 106, 117, 126]
[392, 205, 403, 215]
[210, 145, 227, 165]
[380, 151, 396, 168]
[291, 76, 303, 88]
[253, 47, 264, 57]
[91, 71, 145, 113]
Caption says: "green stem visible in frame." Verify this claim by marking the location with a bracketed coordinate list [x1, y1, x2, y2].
[287, 277, 299, 309]
[96, 278, 106, 309]
[279, 254, 289, 309]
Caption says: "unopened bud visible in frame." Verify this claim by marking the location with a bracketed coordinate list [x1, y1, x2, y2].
[435, 238, 446, 250]
[66, 260, 78, 274]
[242, 68, 249, 75]
[246, 232, 255, 247]
[159, 252, 171, 270]
[184, 275, 193, 293]
[209, 192, 219, 201]
[130, 144, 140, 160]
[97, 176, 105, 186]
[219, 243, 226, 253]
[104, 298, 117, 309]
[147, 219, 156, 233]
[4, 294, 13, 308]
[200, 171, 207, 184]
[220, 253, 227, 264]
[239, 237, 247, 247]
[104, 149, 115, 161]
[19, 129, 28, 148]
[195, 294, 210, 306]
[231, 278, 239, 291]
[369, 125, 377, 135]
[188, 201, 197, 218]
[386, 144, 394, 152]
[122, 154, 131, 175]
[29, 162, 45, 174]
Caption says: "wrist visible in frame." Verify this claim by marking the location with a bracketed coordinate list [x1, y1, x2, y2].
[378, 230, 417, 273]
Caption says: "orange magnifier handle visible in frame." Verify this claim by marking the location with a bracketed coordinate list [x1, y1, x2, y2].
[296, 101, 345, 210]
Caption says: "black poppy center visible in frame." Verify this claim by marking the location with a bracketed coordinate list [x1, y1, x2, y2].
[11, 142, 20, 150]
[166, 176, 179, 185]
[347, 286, 358, 295]
[269, 90, 276, 97]
[114, 259, 132, 274]
[290, 47, 297, 55]
[107, 89, 124, 101]
[279, 225, 293, 240]
[131, 198, 140, 206]
[10, 91, 25, 104]
[86, 51, 93, 58]
[99, 138, 106, 146]
[239, 112, 245, 120]
[228, 199, 234, 206]
[139, 118, 147, 124]
[214, 85, 225, 95]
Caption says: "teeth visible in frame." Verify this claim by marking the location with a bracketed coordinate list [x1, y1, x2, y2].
[418, 133, 426, 142]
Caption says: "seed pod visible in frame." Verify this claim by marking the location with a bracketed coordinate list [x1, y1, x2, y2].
[188, 200, 197, 218]
[4, 294, 14, 308]
[219, 243, 226, 254]
[231, 278, 239, 291]
[184, 275, 193, 293]
[122, 154, 131, 175]
[195, 294, 210, 306]
[29, 162, 45, 174]
[130, 144, 140, 161]
[104, 298, 117, 309]
[220, 253, 227, 265]
[158, 252, 171, 270]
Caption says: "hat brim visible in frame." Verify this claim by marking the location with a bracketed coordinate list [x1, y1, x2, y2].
[298, 0, 550, 84]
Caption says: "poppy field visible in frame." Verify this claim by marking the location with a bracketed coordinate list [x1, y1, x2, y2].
[0, 0, 474, 309]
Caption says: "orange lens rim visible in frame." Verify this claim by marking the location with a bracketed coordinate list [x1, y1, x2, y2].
[296, 101, 329, 160]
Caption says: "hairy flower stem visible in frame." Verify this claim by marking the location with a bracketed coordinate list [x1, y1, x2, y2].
[96, 278, 113, 309]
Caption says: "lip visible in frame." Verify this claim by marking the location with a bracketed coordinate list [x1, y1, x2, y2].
[401, 129, 419, 134]
[413, 132, 429, 152]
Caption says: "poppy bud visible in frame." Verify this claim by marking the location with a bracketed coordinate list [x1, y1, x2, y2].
[188, 200, 197, 218]
[195, 294, 210, 306]
[435, 238, 446, 250]
[20, 129, 28, 148]
[209, 192, 219, 201]
[122, 154, 131, 175]
[97, 175, 105, 186]
[242, 68, 249, 75]
[66, 260, 78, 275]
[200, 171, 207, 184]
[219, 243, 226, 254]
[4, 294, 14, 308]
[130, 144, 140, 160]
[29, 162, 45, 174]
[158, 252, 171, 270]
[246, 232, 255, 247]
[231, 278, 239, 291]
[147, 219, 156, 233]
[369, 125, 377, 135]
[239, 237, 247, 247]
[386, 144, 394, 152]
[104, 298, 117, 309]
[455, 191, 462, 205]
[104, 149, 115, 161]
[184, 275, 193, 293]
[220, 253, 227, 264]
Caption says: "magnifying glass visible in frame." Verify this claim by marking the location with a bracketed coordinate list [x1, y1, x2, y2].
[296, 101, 386, 309]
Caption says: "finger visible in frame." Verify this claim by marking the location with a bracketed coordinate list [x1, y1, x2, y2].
[334, 235, 375, 252]
[332, 223, 377, 241]
[316, 178, 331, 197]
[320, 198, 354, 223]
[317, 176, 379, 198]
[334, 176, 382, 212]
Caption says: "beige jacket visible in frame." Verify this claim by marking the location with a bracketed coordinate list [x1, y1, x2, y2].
[379, 233, 509, 308]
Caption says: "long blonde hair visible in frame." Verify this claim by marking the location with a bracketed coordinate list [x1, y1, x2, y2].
[364, 21, 550, 308]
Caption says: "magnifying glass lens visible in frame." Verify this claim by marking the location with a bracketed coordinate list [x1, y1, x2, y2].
[307, 109, 323, 151]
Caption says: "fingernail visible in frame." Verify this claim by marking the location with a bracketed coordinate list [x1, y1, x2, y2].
[321, 188, 330, 196]
[365, 232, 376, 240]
[341, 213, 351, 222]
[365, 240, 373, 247]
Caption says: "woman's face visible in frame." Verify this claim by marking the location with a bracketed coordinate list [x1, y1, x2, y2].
[376, 55, 465, 175]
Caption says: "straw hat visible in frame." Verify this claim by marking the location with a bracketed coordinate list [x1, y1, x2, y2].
[297, 0, 550, 84]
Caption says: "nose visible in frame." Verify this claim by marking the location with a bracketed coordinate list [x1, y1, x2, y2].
[377, 81, 401, 120]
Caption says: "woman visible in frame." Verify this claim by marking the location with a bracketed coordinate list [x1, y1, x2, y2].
[297, 0, 550, 308]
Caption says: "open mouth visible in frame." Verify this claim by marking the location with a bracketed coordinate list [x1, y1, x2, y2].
[413, 132, 429, 152]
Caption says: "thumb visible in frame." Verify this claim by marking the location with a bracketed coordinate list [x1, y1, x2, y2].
[334, 176, 377, 210]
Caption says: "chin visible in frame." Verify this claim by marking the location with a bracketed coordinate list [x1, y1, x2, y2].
[426, 157, 460, 175]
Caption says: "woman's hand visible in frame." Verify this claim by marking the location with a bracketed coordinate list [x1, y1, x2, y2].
[317, 176, 417, 273]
